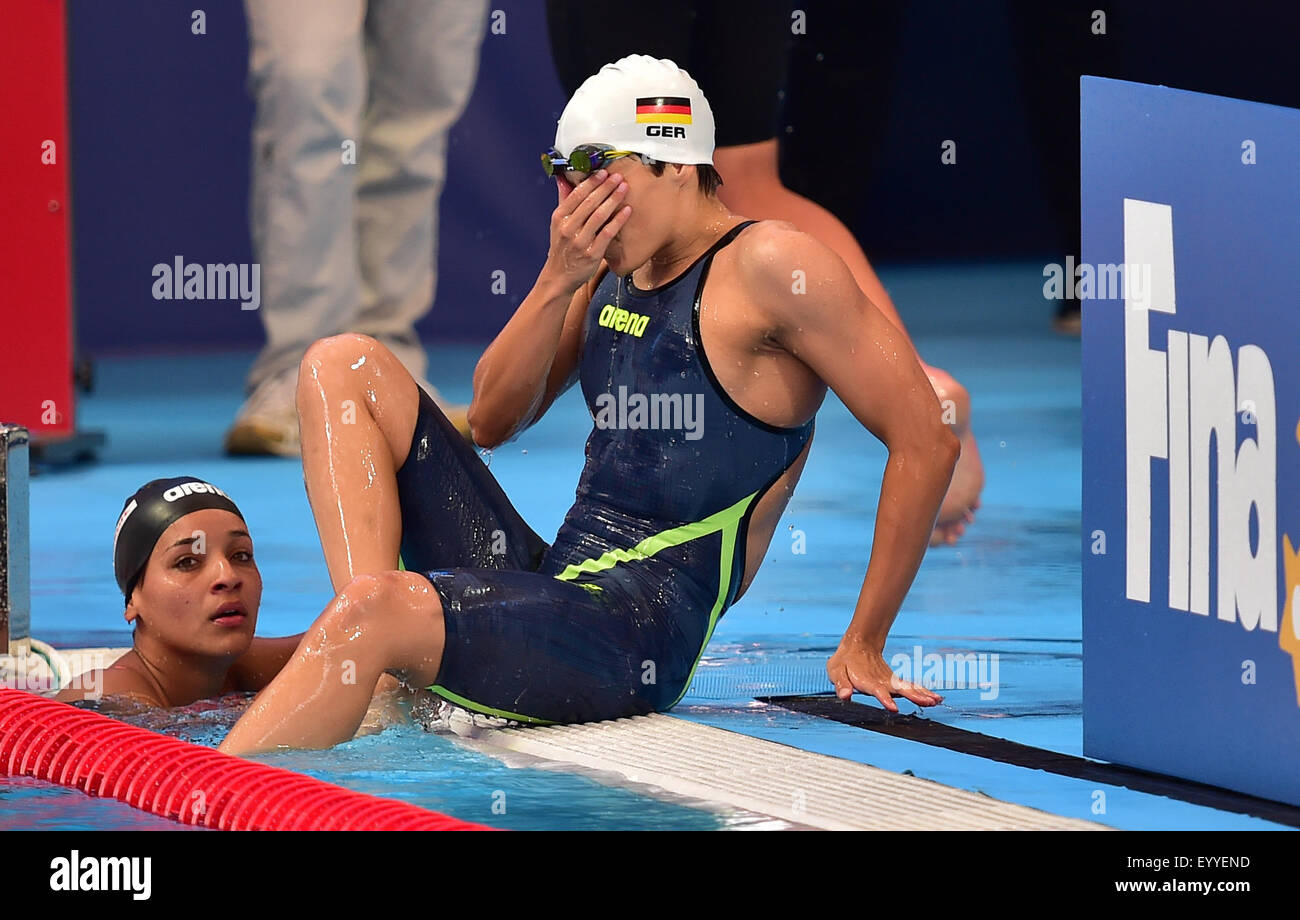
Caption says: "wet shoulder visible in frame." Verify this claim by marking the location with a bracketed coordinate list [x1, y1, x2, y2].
[723, 219, 822, 295]
[97, 655, 165, 706]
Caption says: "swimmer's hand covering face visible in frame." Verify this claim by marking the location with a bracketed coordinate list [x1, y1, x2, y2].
[544, 168, 631, 289]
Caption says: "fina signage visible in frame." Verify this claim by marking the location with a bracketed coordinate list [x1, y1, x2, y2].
[1081, 77, 1300, 806]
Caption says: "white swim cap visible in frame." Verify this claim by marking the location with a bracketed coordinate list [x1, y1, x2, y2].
[554, 54, 715, 165]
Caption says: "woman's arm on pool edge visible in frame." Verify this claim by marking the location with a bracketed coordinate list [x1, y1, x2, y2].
[740, 222, 958, 710]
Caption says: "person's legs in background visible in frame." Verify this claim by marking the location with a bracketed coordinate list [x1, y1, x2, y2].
[231, 0, 367, 456]
[712, 138, 981, 543]
[694, 1, 983, 544]
[546, 0, 693, 92]
[353, 0, 489, 438]
[1006, 0, 1123, 337]
[231, 0, 485, 456]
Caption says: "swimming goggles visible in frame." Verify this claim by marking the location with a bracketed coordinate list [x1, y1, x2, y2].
[541, 144, 645, 178]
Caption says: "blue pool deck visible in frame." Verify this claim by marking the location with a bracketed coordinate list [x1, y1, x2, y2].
[17, 262, 1293, 830]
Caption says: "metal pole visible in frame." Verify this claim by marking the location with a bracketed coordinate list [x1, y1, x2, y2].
[1, 425, 31, 656]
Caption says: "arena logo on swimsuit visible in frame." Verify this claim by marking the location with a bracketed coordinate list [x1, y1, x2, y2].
[598, 303, 650, 337]
[1121, 198, 1299, 696]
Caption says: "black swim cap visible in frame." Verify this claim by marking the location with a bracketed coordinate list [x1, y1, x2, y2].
[112, 477, 245, 598]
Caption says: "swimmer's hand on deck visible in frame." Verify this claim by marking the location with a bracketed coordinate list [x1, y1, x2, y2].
[545, 170, 631, 288]
[826, 638, 944, 712]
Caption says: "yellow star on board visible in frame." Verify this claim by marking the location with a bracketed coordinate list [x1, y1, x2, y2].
[1282, 418, 1300, 707]
[1281, 535, 1300, 707]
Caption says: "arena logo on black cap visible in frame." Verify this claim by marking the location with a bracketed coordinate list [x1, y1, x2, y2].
[162, 481, 231, 503]
[113, 500, 138, 549]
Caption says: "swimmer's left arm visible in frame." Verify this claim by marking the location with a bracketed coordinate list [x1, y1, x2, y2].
[228, 634, 306, 692]
[744, 224, 958, 710]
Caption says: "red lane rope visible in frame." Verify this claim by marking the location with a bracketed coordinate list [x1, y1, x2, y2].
[0, 689, 494, 831]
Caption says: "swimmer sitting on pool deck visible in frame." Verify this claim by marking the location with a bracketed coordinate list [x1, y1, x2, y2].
[219, 55, 957, 756]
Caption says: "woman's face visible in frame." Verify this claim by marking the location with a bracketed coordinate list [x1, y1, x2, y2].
[556, 153, 677, 277]
[126, 509, 261, 658]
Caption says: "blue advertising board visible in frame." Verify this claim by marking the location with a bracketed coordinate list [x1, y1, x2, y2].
[1081, 77, 1300, 805]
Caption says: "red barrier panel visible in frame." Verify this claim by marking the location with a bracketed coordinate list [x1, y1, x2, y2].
[0, 0, 75, 437]
[0, 689, 494, 831]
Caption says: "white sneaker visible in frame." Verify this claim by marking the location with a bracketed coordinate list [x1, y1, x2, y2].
[223, 369, 301, 457]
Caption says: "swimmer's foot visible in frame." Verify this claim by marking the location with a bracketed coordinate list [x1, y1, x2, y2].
[922, 363, 984, 546]
[932, 427, 983, 546]
[1053, 298, 1081, 337]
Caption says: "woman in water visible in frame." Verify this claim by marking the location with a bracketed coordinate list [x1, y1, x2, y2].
[54, 477, 302, 708]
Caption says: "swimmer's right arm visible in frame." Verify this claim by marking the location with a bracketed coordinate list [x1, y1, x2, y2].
[468, 171, 631, 447]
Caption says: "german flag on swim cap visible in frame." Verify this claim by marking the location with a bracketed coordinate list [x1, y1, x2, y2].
[555, 56, 715, 165]
[635, 96, 692, 125]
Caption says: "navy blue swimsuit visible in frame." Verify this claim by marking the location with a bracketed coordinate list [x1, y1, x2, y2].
[395, 220, 815, 723]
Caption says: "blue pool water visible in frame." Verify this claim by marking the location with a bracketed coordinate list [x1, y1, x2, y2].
[0, 695, 776, 830]
[12, 263, 1291, 831]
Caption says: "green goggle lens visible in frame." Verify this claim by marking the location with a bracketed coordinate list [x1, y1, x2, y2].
[568, 148, 594, 172]
[541, 145, 639, 178]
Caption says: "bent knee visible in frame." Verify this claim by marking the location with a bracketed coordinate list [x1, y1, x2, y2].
[300, 333, 384, 379]
[310, 572, 440, 664]
[375, 570, 443, 613]
[297, 333, 387, 411]
[334, 571, 441, 626]
[316, 575, 381, 650]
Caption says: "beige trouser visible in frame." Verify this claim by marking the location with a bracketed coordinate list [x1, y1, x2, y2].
[243, 0, 488, 392]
